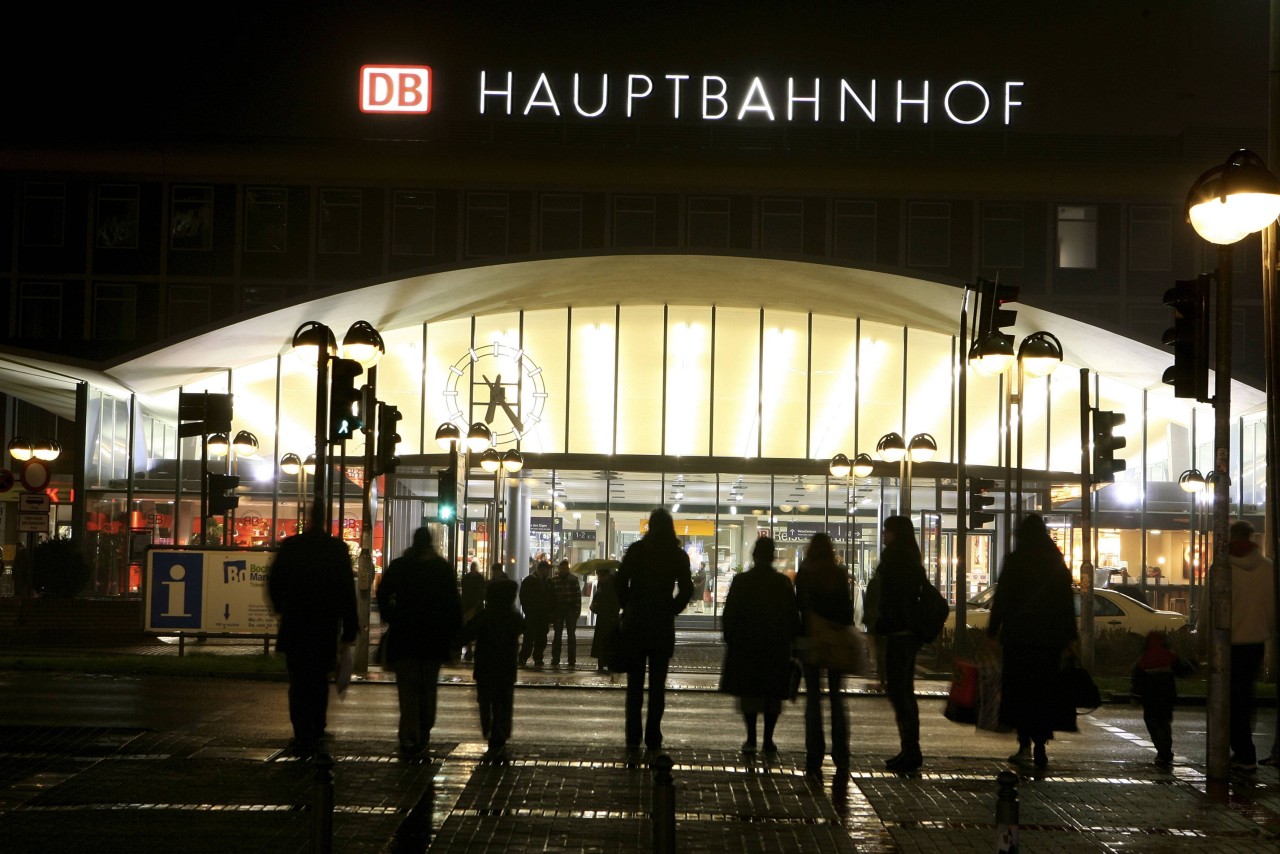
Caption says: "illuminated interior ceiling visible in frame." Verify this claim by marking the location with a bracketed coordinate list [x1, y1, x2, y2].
[0, 253, 1267, 419]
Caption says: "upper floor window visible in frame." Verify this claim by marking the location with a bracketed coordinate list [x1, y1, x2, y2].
[1128, 205, 1171, 272]
[93, 283, 137, 341]
[22, 182, 65, 248]
[540, 193, 583, 252]
[1057, 204, 1097, 269]
[244, 187, 288, 253]
[96, 184, 140, 250]
[614, 195, 656, 248]
[761, 198, 803, 254]
[171, 185, 213, 251]
[319, 188, 362, 254]
[392, 190, 435, 256]
[19, 282, 62, 339]
[169, 285, 212, 335]
[466, 192, 510, 258]
[833, 200, 876, 263]
[981, 204, 1024, 269]
[908, 201, 950, 267]
[688, 196, 730, 248]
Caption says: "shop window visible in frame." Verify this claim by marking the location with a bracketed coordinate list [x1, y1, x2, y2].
[981, 204, 1024, 269]
[1057, 204, 1097, 269]
[540, 193, 583, 252]
[96, 184, 140, 250]
[168, 285, 212, 335]
[392, 190, 435, 256]
[22, 182, 65, 247]
[19, 282, 62, 339]
[833, 200, 876, 262]
[907, 201, 950, 267]
[613, 195, 655, 247]
[318, 188, 362, 255]
[93, 283, 137, 342]
[1128, 205, 1171, 272]
[466, 192, 510, 257]
[688, 196, 730, 248]
[761, 198, 804, 254]
[171, 185, 213, 251]
[244, 187, 288, 253]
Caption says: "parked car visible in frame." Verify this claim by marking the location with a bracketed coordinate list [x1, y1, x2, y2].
[943, 586, 1187, 636]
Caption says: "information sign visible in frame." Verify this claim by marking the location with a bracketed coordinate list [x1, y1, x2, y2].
[143, 548, 280, 635]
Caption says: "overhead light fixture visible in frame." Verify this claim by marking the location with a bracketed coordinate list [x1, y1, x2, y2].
[852, 453, 874, 478]
[7, 437, 33, 461]
[479, 448, 502, 473]
[876, 432, 906, 463]
[1186, 149, 1280, 245]
[303, 454, 317, 475]
[291, 321, 337, 367]
[829, 453, 852, 478]
[233, 430, 259, 457]
[968, 332, 1015, 376]
[502, 449, 525, 473]
[340, 320, 385, 368]
[280, 453, 302, 475]
[32, 439, 61, 462]
[1178, 469, 1206, 494]
[435, 422, 461, 450]
[466, 422, 493, 453]
[907, 433, 937, 463]
[207, 433, 230, 455]
[1017, 331, 1064, 379]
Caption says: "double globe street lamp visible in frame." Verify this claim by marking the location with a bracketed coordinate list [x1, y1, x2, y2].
[828, 452, 874, 567]
[874, 431, 937, 516]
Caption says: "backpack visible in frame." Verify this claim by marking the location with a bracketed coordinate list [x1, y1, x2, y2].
[909, 579, 949, 643]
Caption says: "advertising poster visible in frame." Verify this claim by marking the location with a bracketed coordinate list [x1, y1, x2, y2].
[144, 548, 279, 635]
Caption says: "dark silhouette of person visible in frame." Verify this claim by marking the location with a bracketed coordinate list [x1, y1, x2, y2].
[267, 500, 360, 756]
[460, 561, 487, 662]
[463, 570, 523, 757]
[590, 565, 622, 671]
[518, 560, 554, 668]
[551, 558, 582, 669]
[377, 526, 463, 757]
[795, 532, 854, 777]
[720, 536, 799, 754]
[1223, 519, 1276, 771]
[616, 507, 693, 751]
[987, 513, 1078, 769]
[866, 514, 928, 772]
[1130, 629, 1194, 769]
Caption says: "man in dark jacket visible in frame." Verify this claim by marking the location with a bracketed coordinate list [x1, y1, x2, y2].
[267, 502, 360, 756]
[460, 561, 487, 662]
[518, 561, 555, 668]
[551, 558, 582, 669]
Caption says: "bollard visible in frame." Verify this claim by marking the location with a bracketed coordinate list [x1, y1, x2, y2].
[994, 770, 1019, 853]
[651, 753, 676, 854]
[313, 753, 335, 854]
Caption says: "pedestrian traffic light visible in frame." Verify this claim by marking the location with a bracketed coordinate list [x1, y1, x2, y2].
[376, 403, 402, 475]
[328, 357, 365, 442]
[1161, 275, 1211, 401]
[970, 278, 1021, 373]
[437, 467, 456, 522]
[208, 472, 241, 516]
[968, 477, 996, 530]
[1091, 409, 1127, 483]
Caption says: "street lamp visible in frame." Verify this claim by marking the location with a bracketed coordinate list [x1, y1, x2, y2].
[1185, 148, 1280, 783]
[1013, 332, 1064, 514]
[829, 452, 874, 567]
[435, 420, 495, 571]
[877, 432, 934, 515]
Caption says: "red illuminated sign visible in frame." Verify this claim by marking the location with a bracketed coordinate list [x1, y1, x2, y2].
[360, 65, 432, 114]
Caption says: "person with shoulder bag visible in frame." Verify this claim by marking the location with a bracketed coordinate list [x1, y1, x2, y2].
[795, 532, 855, 777]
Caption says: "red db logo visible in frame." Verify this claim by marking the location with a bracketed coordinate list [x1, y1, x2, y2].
[360, 65, 432, 114]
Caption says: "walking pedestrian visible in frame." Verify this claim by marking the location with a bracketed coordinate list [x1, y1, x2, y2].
[616, 507, 694, 752]
[267, 501, 360, 756]
[551, 558, 582, 669]
[1130, 629, 1194, 769]
[464, 569, 523, 758]
[987, 513, 1078, 769]
[589, 565, 622, 671]
[376, 526, 463, 757]
[518, 560, 554, 668]
[460, 560, 487, 662]
[866, 515, 928, 772]
[795, 532, 854, 777]
[1222, 520, 1277, 772]
[720, 536, 799, 754]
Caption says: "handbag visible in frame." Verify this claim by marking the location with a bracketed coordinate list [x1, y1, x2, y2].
[1062, 656, 1102, 713]
[372, 625, 392, 666]
[975, 657, 1011, 733]
[805, 612, 869, 674]
[909, 579, 949, 644]
[943, 658, 978, 724]
[601, 623, 632, 673]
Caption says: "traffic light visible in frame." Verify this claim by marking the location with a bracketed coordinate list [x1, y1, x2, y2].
[968, 477, 996, 530]
[974, 277, 1020, 344]
[1091, 409, 1127, 483]
[437, 466, 457, 522]
[328, 357, 365, 442]
[376, 403, 402, 475]
[208, 472, 241, 516]
[1161, 275, 1210, 401]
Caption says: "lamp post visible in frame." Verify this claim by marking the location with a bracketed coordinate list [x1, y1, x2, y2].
[480, 448, 525, 569]
[280, 453, 315, 536]
[828, 452, 874, 568]
[876, 432, 935, 517]
[435, 420, 494, 574]
[1013, 332, 1064, 516]
[1185, 148, 1280, 783]
[1178, 468, 1206, 626]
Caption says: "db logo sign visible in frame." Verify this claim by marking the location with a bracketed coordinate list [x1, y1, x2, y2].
[360, 65, 432, 114]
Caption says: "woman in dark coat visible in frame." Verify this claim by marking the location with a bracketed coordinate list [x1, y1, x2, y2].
[615, 508, 694, 751]
[795, 532, 854, 776]
[589, 565, 622, 671]
[721, 536, 799, 753]
[987, 513, 1077, 768]
[376, 527, 464, 756]
[867, 515, 929, 772]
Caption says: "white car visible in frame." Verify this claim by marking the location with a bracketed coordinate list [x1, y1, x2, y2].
[944, 586, 1187, 637]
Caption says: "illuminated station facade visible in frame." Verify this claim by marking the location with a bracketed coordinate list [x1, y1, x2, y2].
[0, 5, 1269, 621]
